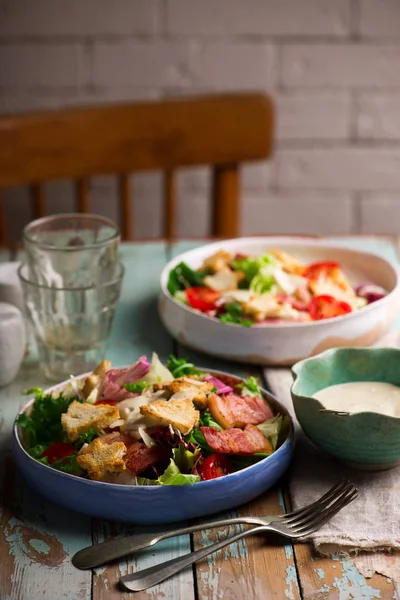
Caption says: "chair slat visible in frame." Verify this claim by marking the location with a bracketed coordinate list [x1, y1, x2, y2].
[76, 179, 90, 213]
[164, 171, 176, 240]
[30, 183, 45, 219]
[0, 190, 8, 248]
[212, 164, 239, 238]
[119, 174, 132, 241]
[0, 94, 273, 186]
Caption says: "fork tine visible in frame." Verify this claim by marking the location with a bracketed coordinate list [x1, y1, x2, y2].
[293, 487, 359, 536]
[298, 489, 359, 537]
[285, 483, 355, 529]
[282, 479, 352, 525]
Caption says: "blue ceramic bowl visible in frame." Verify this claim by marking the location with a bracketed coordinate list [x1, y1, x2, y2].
[13, 370, 294, 524]
[291, 347, 400, 471]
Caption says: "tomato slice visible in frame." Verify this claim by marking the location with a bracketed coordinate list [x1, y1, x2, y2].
[197, 454, 232, 480]
[304, 261, 340, 280]
[40, 442, 77, 464]
[309, 295, 352, 320]
[186, 287, 220, 312]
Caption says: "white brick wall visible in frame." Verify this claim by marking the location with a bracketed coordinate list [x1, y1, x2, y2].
[281, 44, 400, 88]
[166, 0, 350, 37]
[1, 0, 400, 239]
[356, 93, 400, 140]
[0, 0, 160, 37]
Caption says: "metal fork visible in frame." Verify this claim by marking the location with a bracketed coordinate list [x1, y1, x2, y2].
[73, 479, 351, 569]
[120, 481, 358, 591]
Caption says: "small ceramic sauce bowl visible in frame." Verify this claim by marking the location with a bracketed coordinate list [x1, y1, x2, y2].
[290, 347, 400, 471]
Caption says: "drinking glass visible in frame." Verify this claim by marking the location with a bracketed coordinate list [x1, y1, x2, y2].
[18, 262, 124, 381]
[23, 214, 120, 288]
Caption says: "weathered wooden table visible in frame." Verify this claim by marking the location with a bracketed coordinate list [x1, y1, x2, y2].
[1, 236, 400, 600]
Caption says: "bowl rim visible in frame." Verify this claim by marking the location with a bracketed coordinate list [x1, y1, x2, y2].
[291, 346, 400, 422]
[13, 367, 295, 491]
[160, 236, 400, 330]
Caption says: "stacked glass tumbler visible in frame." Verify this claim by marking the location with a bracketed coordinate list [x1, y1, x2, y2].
[19, 214, 124, 381]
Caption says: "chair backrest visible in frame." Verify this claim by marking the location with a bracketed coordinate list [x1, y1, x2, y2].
[0, 93, 274, 244]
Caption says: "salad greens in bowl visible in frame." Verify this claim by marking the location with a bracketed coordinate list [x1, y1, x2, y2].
[159, 237, 400, 365]
[13, 353, 293, 524]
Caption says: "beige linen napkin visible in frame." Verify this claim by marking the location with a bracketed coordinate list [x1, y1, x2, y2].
[265, 331, 400, 556]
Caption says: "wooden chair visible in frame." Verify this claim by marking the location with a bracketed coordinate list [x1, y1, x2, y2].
[0, 93, 274, 245]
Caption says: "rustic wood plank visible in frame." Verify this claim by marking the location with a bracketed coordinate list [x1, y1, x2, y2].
[294, 543, 398, 600]
[170, 239, 300, 600]
[0, 353, 92, 600]
[91, 242, 195, 600]
[92, 521, 195, 600]
[192, 489, 300, 600]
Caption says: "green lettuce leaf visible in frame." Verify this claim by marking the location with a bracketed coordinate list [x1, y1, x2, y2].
[257, 415, 291, 450]
[123, 381, 150, 394]
[219, 302, 253, 327]
[137, 451, 200, 486]
[167, 262, 207, 295]
[74, 427, 98, 447]
[173, 290, 188, 304]
[199, 411, 223, 430]
[166, 355, 201, 378]
[185, 428, 212, 454]
[237, 376, 262, 397]
[36, 454, 85, 476]
[17, 388, 80, 447]
[28, 444, 48, 459]
[232, 254, 275, 287]
[158, 460, 200, 486]
[171, 445, 199, 473]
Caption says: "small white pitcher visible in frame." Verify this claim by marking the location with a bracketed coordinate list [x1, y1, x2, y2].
[0, 302, 26, 387]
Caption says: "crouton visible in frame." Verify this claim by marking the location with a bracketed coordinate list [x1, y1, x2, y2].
[153, 377, 214, 408]
[269, 249, 306, 275]
[140, 398, 199, 435]
[243, 296, 304, 322]
[82, 360, 111, 400]
[204, 267, 244, 292]
[309, 279, 355, 304]
[329, 267, 356, 297]
[202, 250, 232, 273]
[61, 401, 119, 442]
[77, 438, 126, 480]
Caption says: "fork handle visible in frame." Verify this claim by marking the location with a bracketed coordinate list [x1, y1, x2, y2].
[120, 525, 269, 592]
[72, 516, 263, 569]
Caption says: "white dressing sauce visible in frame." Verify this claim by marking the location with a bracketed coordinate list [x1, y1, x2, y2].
[312, 381, 400, 417]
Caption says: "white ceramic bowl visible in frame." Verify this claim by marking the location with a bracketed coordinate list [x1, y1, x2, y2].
[159, 237, 400, 366]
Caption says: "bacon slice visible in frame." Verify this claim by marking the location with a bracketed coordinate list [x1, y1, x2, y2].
[243, 424, 273, 453]
[208, 393, 274, 429]
[97, 355, 150, 402]
[124, 442, 167, 474]
[99, 432, 136, 447]
[201, 425, 273, 456]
